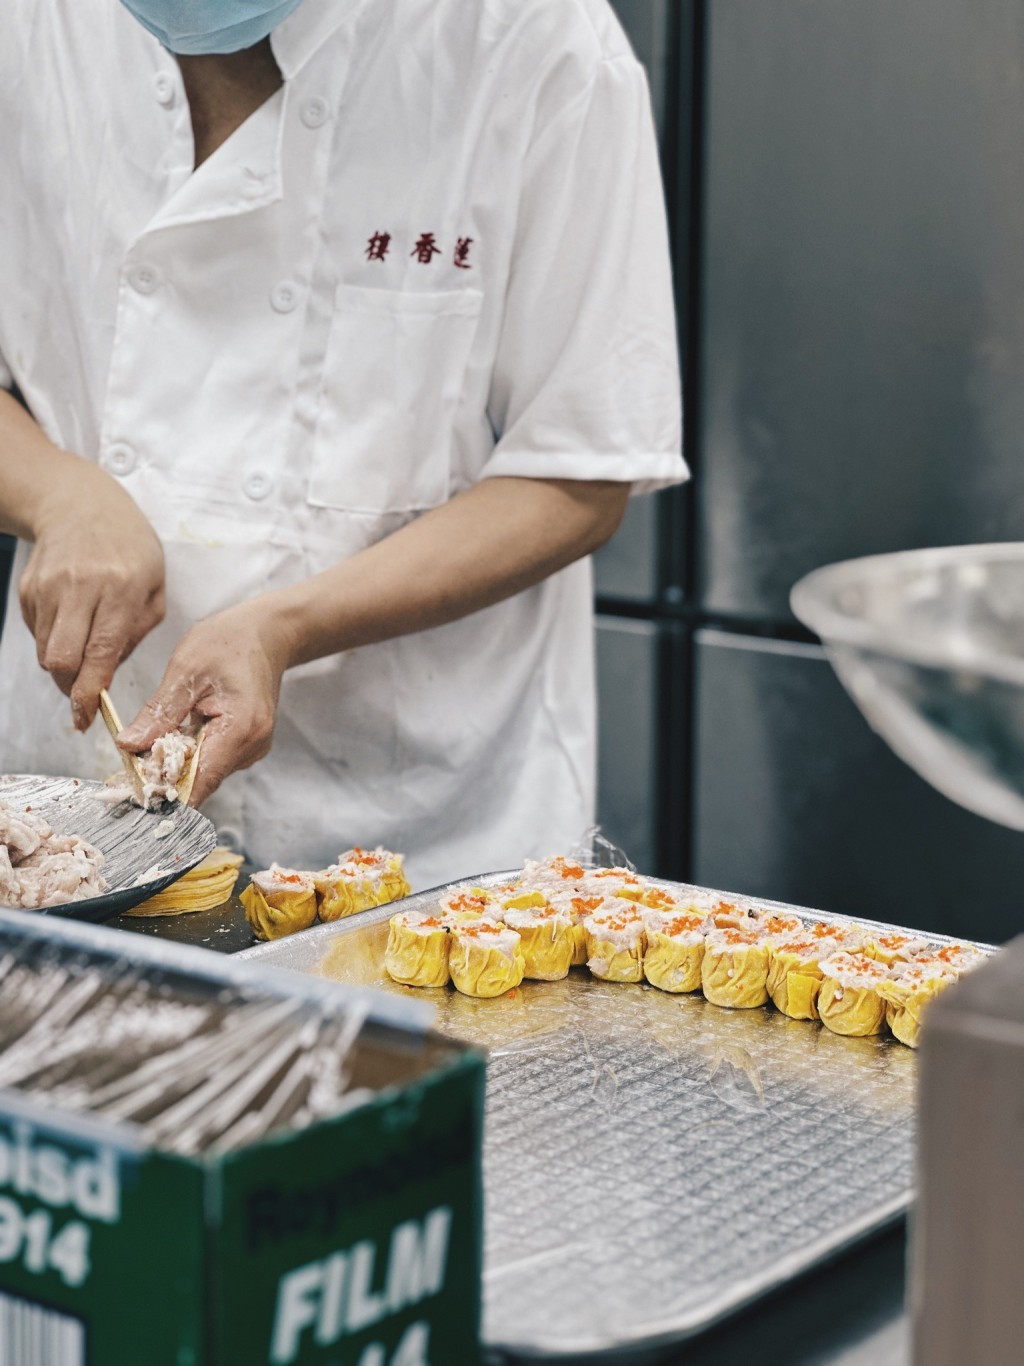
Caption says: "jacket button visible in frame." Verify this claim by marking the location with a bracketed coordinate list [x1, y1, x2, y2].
[106, 443, 138, 476]
[300, 96, 331, 129]
[128, 263, 162, 295]
[270, 280, 300, 314]
[153, 72, 176, 107]
[243, 471, 272, 501]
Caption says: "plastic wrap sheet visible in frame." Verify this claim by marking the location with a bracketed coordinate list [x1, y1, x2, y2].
[241, 875, 995, 1359]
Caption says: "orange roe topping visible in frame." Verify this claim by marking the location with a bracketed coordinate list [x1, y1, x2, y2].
[778, 936, 834, 957]
[457, 921, 505, 939]
[448, 892, 491, 914]
[644, 888, 677, 910]
[933, 943, 970, 964]
[759, 914, 801, 936]
[715, 928, 757, 946]
[571, 895, 605, 915]
[349, 847, 382, 867]
[557, 861, 586, 880]
[877, 933, 913, 949]
[658, 913, 704, 937]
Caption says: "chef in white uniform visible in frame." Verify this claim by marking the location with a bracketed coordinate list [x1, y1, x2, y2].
[0, 0, 685, 888]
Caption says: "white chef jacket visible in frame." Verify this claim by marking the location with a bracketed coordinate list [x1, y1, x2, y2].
[0, 0, 685, 889]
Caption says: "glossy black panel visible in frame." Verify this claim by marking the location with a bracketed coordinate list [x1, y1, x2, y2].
[699, 0, 1024, 620]
[693, 629, 1024, 944]
[596, 616, 658, 872]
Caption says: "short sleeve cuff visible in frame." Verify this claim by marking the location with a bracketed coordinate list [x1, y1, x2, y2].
[478, 448, 689, 496]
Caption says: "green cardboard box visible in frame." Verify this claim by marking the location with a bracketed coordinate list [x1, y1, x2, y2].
[0, 912, 485, 1366]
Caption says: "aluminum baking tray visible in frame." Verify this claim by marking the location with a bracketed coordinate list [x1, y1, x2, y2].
[240, 875, 995, 1361]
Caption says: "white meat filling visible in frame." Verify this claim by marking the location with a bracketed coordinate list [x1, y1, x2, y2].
[136, 731, 198, 809]
[0, 802, 107, 908]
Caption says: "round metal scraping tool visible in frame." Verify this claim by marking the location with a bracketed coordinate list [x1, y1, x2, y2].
[0, 773, 217, 922]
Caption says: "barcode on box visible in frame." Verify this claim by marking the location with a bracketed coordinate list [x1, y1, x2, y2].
[0, 1290, 85, 1366]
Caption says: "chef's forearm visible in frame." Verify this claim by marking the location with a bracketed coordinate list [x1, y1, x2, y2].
[0, 392, 105, 539]
[265, 476, 629, 669]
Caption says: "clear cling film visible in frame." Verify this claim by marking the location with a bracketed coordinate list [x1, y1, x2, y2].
[242, 873, 995, 1358]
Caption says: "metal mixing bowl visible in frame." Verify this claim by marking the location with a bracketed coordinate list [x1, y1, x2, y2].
[791, 543, 1024, 829]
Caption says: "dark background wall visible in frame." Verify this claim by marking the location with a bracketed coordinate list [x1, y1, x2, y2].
[596, 0, 1024, 946]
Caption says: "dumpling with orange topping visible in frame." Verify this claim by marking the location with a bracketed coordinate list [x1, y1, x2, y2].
[766, 926, 848, 1021]
[517, 856, 592, 897]
[438, 885, 502, 926]
[817, 951, 889, 1036]
[383, 910, 451, 989]
[879, 942, 986, 1047]
[701, 928, 770, 1008]
[583, 902, 646, 983]
[314, 847, 410, 921]
[503, 902, 575, 981]
[642, 909, 706, 993]
[878, 958, 957, 1048]
[861, 929, 930, 967]
[448, 920, 526, 998]
[550, 892, 616, 966]
[241, 865, 318, 942]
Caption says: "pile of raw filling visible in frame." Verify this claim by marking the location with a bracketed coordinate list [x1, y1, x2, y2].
[0, 802, 107, 908]
[382, 856, 988, 1048]
[105, 726, 200, 811]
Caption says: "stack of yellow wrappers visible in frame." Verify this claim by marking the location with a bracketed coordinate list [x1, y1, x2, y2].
[126, 846, 244, 917]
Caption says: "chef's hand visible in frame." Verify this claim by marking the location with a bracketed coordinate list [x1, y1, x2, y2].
[17, 460, 165, 730]
[117, 599, 296, 806]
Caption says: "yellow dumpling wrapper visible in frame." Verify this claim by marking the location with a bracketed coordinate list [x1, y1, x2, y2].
[817, 952, 889, 1036]
[383, 912, 451, 988]
[503, 905, 574, 981]
[642, 911, 706, 993]
[701, 930, 769, 1008]
[553, 893, 616, 967]
[766, 932, 845, 1021]
[879, 960, 958, 1048]
[126, 845, 243, 916]
[584, 906, 646, 983]
[449, 922, 525, 998]
[241, 865, 318, 942]
[501, 889, 548, 913]
[314, 848, 410, 922]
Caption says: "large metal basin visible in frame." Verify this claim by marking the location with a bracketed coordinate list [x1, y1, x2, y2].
[791, 543, 1024, 829]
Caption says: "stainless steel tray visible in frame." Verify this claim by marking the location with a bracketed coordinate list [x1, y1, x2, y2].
[240, 875, 994, 1360]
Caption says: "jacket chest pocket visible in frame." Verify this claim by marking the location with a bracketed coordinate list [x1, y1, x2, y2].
[308, 283, 484, 514]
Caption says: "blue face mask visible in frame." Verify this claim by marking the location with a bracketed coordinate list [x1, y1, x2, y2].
[120, 0, 304, 55]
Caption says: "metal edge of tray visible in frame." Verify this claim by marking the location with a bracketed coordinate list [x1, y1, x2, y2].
[239, 869, 998, 964]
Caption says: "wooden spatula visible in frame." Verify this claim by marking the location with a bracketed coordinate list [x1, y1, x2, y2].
[97, 688, 146, 802]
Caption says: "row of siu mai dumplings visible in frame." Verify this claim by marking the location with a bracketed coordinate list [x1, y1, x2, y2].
[383, 857, 986, 1047]
[242, 848, 410, 940]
